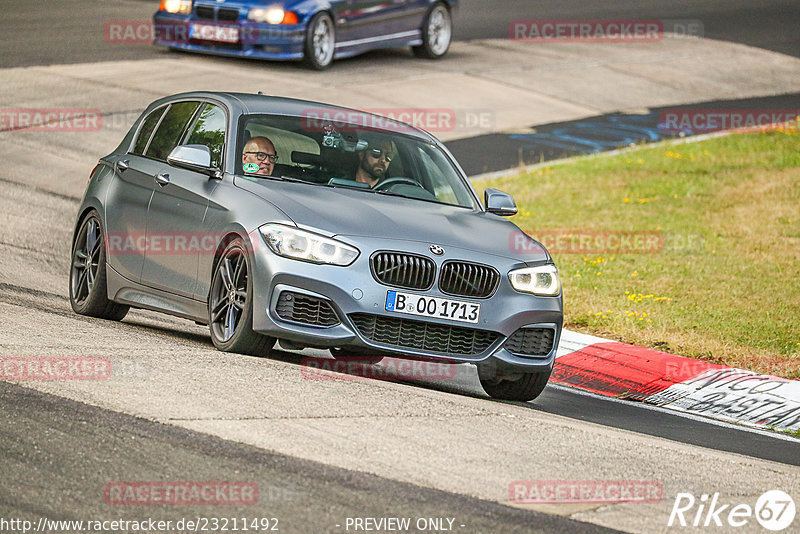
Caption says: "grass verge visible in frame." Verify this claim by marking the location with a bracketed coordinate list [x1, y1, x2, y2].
[473, 126, 800, 379]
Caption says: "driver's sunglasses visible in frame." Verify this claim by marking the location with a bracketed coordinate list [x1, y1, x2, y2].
[245, 151, 278, 163]
[368, 148, 393, 162]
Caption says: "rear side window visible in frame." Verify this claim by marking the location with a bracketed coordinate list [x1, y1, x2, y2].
[185, 103, 226, 168]
[145, 101, 201, 162]
[131, 107, 166, 155]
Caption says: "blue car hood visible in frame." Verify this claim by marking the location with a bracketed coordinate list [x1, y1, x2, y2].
[236, 177, 550, 263]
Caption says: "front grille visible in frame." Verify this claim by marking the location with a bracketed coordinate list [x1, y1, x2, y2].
[350, 313, 499, 357]
[439, 261, 500, 298]
[371, 252, 435, 291]
[276, 292, 339, 327]
[217, 8, 240, 21]
[195, 5, 215, 19]
[504, 328, 555, 357]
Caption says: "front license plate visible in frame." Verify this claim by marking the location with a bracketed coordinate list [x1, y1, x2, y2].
[385, 290, 480, 324]
[190, 23, 239, 43]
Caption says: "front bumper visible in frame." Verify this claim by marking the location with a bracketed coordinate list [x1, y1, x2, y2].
[249, 234, 563, 373]
[153, 13, 306, 60]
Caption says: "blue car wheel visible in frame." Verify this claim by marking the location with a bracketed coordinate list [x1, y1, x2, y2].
[304, 12, 336, 70]
[413, 2, 452, 59]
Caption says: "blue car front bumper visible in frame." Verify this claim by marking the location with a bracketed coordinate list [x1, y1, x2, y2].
[153, 13, 306, 60]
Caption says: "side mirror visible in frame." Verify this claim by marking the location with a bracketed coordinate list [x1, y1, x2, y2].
[484, 188, 518, 216]
[167, 145, 221, 178]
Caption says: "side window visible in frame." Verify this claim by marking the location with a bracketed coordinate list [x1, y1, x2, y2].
[185, 104, 226, 168]
[145, 101, 201, 162]
[131, 107, 166, 156]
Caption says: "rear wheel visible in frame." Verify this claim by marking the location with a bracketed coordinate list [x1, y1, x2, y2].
[209, 239, 275, 356]
[304, 12, 335, 70]
[69, 211, 129, 321]
[412, 2, 452, 59]
[478, 369, 551, 402]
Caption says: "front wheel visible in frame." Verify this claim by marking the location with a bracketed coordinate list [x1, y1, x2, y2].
[69, 211, 129, 321]
[412, 2, 452, 59]
[478, 369, 551, 402]
[304, 12, 336, 70]
[208, 238, 275, 356]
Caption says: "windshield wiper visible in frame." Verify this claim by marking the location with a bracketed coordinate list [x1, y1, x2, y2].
[277, 175, 319, 184]
[241, 174, 317, 185]
[372, 189, 444, 205]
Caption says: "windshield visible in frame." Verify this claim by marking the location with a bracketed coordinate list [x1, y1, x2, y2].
[236, 114, 478, 209]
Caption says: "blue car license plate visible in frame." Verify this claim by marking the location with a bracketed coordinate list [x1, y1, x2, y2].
[190, 23, 239, 43]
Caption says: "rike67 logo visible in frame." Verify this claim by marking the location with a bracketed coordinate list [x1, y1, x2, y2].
[669, 490, 795, 531]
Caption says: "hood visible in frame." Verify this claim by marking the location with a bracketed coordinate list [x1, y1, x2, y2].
[235, 177, 550, 263]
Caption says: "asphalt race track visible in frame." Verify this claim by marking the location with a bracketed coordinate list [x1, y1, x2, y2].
[0, 381, 618, 534]
[2, 0, 798, 67]
[1, 1, 799, 533]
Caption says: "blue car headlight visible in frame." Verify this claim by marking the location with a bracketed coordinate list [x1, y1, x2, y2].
[160, 0, 192, 15]
[508, 264, 561, 296]
[248, 7, 298, 24]
[259, 223, 359, 266]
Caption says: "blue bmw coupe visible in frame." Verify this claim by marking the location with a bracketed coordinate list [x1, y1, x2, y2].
[154, 0, 457, 69]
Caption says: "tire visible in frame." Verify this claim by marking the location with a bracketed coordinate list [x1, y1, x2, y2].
[478, 369, 551, 402]
[69, 211, 130, 321]
[412, 2, 452, 59]
[303, 12, 335, 70]
[208, 238, 275, 357]
[329, 347, 383, 365]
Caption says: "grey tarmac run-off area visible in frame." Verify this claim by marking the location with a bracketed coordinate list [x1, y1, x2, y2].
[1, 1, 800, 533]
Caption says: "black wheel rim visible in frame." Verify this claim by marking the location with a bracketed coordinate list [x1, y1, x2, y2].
[70, 217, 102, 306]
[210, 247, 248, 343]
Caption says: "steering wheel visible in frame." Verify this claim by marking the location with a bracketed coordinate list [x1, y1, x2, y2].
[373, 177, 423, 191]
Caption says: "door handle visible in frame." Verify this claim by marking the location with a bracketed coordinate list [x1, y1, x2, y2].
[117, 159, 129, 173]
[155, 173, 170, 186]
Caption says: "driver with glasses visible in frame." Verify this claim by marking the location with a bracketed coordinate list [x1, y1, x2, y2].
[355, 137, 394, 188]
[242, 136, 278, 176]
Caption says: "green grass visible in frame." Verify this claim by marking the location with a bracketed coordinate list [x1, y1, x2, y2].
[474, 127, 800, 378]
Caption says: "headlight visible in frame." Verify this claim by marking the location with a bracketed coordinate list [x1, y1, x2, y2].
[160, 0, 192, 15]
[508, 264, 560, 296]
[259, 224, 359, 266]
[248, 7, 297, 24]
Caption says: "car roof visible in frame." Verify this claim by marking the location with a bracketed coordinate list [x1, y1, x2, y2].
[155, 91, 435, 142]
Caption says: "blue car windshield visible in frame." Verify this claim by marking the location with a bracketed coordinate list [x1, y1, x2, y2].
[237, 114, 478, 209]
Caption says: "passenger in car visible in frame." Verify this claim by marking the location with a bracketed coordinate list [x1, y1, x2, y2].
[242, 136, 278, 176]
[354, 137, 393, 188]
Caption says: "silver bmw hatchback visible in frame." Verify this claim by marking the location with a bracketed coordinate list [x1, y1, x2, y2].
[69, 92, 562, 401]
